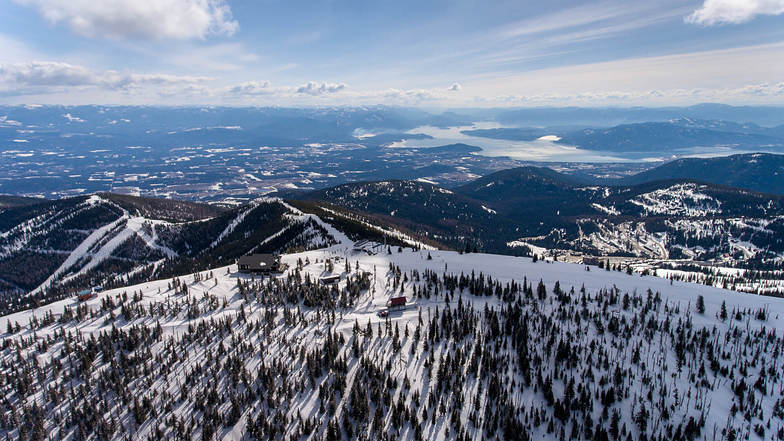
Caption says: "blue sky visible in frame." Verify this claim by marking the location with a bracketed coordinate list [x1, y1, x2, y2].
[0, 0, 782, 106]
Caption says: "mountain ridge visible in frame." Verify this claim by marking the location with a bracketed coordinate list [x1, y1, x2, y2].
[619, 153, 784, 195]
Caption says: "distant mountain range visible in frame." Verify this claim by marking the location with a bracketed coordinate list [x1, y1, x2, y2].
[617, 153, 784, 194]
[460, 127, 548, 141]
[489, 103, 784, 127]
[557, 121, 784, 154]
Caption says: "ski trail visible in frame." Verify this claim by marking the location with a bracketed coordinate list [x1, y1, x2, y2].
[247, 225, 291, 254]
[33, 215, 127, 294]
[279, 200, 351, 246]
[209, 203, 258, 249]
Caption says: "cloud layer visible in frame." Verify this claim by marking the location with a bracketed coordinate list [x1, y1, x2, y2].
[687, 0, 784, 25]
[15, 0, 238, 39]
[0, 61, 211, 95]
[296, 82, 346, 95]
[1, 41, 783, 108]
[228, 80, 272, 95]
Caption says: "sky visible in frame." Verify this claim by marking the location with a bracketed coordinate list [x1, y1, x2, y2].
[0, 0, 783, 107]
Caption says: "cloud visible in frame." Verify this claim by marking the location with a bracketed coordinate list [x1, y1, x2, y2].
[0, 61, 211, 95]
[488, 82, 784, 106]
[227, 80, 272, 95]
[296, 81, 346, 95]
[0, 61, 96, 87]
[15, 0, 238, 39]
[448, 83, 462, 91]
[469, 42, 784, 105]
[220, 81, 452, 105]
[686, 0, 784, 25]
[731, 81, 784, 96]
[379, 88, 443, 102]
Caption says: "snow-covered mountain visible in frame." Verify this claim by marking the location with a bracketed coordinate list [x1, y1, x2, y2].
[0, 194, 336, 315]
[303, 168, 784, 294]
[1, 212, 782, 441]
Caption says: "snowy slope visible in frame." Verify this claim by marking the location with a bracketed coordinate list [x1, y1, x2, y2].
[628, 183, 722, 216]
[30, 196, 179, 294]
[1, 211, 782, 441]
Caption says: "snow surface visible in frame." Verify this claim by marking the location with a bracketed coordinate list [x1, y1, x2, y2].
[629, 183, 722, 216]
[2, 211, 783, 441]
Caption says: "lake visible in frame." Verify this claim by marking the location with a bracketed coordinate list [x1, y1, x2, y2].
[389, 123, 776, 163]
[388, 124, 634, 162]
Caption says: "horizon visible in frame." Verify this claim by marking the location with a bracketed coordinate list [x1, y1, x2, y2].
[3, 102, 784, 111]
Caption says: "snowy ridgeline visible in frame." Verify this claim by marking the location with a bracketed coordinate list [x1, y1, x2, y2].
[0, 195, 340, 316]
[1, 243, 783, 441]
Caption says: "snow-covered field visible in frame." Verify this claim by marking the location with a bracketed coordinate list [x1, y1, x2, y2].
[1, 214, 783, 440]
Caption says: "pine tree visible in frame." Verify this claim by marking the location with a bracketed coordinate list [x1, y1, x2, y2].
[537, 279, 547, 301]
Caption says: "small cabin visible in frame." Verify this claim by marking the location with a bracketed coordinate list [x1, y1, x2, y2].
[237, 254, 280, 274]
[319, 275, 341, 285]
[387, 296, 407, 308]
[76, 289, 93, 302]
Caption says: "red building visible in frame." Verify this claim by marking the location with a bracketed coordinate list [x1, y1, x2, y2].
[387, 296, 407, 308]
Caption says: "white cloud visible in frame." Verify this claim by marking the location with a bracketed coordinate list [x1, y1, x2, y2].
[0, 61, 96, 87]
[378, 88, 444, 103]
[296, 81, 346, 95]
[686, 0, 784, 25]
[487, 82, 784, 106]
[15, 0, 238, 40]
[225, 80, 348, 100]
[0, 61, 211, 95]
[220, 81, 451, 105]
[228, 80, 272, 95]
[3, 41, 783, 106]
[468, 42, 784, 105]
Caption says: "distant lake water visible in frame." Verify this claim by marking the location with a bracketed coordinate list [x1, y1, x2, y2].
[388, 124, 633, 163]
[389, 124, 772, 163]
